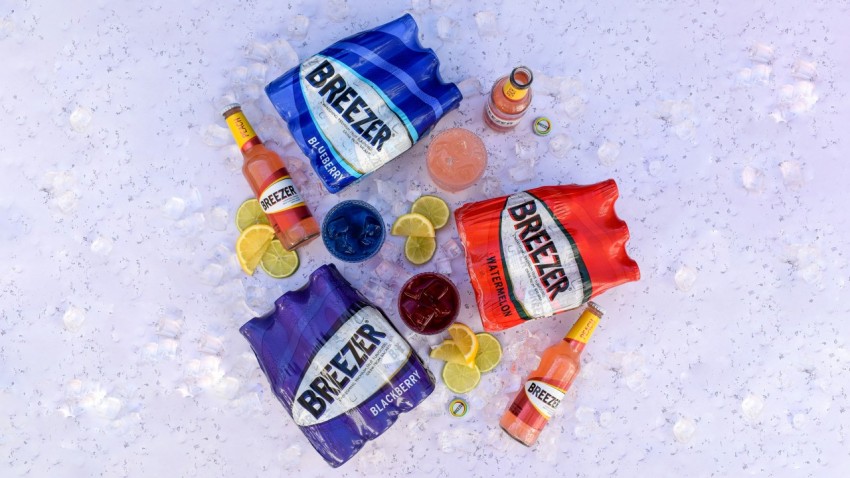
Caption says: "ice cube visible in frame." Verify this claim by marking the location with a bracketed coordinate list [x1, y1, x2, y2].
[326, 217, 350, 238]
[508, 165, 535, 183]
[548, 134, 573, 159]
[54, 190, 78, 214]
[442, 238, 463, 259]
[436, 16, 457, 41]
[90, 236, 113, 256]
[779, 161, 803, 190]
[409, 0, 431, 12]
[791, 60, 817, 81]
[575, 406, 597, 424]
[278, 444, 302, 470]
[229, 66, 249, 85]
[741, 166, 764, 192]
[561, 96, 586, 118]
[597, 141, 621, 166]
[335, 236, 355, 255]
[674, 265, 697, 291]
[474, 11, 498, 37]
[430, 0, 451, 10]
[200, 264, 224, 286]
[198, 334, 225, 356]
[267, 38, 300, 70]
[741, 393, 765, 422]
[62, 305, 86, 332]
[792, 413, 808, 429]
[515, 139, 538, 166]
[286, 15, 310, 41]
[208, 207, 229, 231]
[324, 0, 350, 22]
[457, 77, 482, 98]
[69, 106, 93, 133]
[749, 43, 774, 64]
[243, 83, 262, 101]
[673, 417, 696, 442]
[244, 42, 271, 61]
[672, 119, 697, 142]
[647, 159, 664, 177]
[248, 62, 268, 84]
[201, 124, 231, 148]
[751, 64, 772, 84]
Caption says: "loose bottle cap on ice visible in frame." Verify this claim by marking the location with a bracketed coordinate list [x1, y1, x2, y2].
[587, 301, 605, 317]
[220, 103, 242, 117]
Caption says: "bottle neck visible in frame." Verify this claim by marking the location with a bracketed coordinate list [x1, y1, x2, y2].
[562, 306, 602, 354]
[502, 66, 533, 101]
[224, 108, 262, 153]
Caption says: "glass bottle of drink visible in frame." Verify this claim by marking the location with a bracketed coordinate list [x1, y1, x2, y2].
[484, 66, 534, 132]
[222, 104, 319, 251]
[500, 302, 604, 446]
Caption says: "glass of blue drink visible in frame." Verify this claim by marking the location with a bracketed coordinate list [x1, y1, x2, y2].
[322, 200, 386, 262]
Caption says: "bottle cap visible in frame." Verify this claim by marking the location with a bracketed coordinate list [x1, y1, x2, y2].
[448, 398, 468, 417]
[533, 117, 552, 136]
[220, 103, 242, 118]
[587, 301, 605, 317]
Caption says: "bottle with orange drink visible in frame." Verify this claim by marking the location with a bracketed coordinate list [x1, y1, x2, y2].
[500, 302, 604, 446]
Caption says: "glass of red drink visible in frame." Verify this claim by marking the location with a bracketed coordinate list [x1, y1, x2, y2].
[397, 273, 460, 335]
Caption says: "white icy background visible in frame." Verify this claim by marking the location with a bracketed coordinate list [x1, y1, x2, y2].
[1, 0, 850, 476]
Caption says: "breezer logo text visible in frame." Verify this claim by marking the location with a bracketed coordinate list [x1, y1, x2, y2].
[296, 324, 387, 419]
[305, 60, 392, 151]
[508, 200, 570, 300]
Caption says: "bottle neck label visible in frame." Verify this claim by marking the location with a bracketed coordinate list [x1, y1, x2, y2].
[502, 81, 528, 101]
[565, 309, 600, 344]
[225, 110, 258, 149]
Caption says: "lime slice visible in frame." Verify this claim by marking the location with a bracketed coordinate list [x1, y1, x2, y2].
[442, 362, 481, 394]
[474, 333, 502, 373]
[404, 236, 436, 265]
[236, 224, 276, 275]
[411, 195, 450, 230]
[390, 213, 435, 238]
[447, 323, 479, 367]
[430, 340, 474, 367]
[236, 198, 270, 232]
[260, 239, 299, 279]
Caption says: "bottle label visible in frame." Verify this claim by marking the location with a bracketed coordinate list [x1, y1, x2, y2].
[503, 81, 528, 101]
[225, 110, 258, 149]
[485, 103, 521, 128]
[498, 191, 589, 319]
[299, 55, 416, 177]
[290, 306, 413, 426]
[507, 377, 570, 430]
[258, 174, 306, 214]
[566, 309, 600, 344]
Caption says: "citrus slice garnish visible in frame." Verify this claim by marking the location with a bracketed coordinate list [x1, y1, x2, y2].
[235, 198, 270, 232]
[390, 212, 436, 238]
[259, 239, 299, 279]
[430, 340, 474, 367]
[404, 236, 436, 265]
[411, 195, 450, 230]
[236, 224, 275, 275]
[447, 323, 479, 367]
[442, 362, 481, 394]
[474, 333, 502, 373]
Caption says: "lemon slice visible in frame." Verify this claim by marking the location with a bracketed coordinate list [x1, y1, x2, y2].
[442, 362, 481, 394]
[390, 213, 435, 238]
[259, 239, 299, 279]
[235, 198, 270, 231]
[430, 340, 474, 367]
[447, 323, 479, 367]
[411, 195, 450, 230]
[236, 224, 275, 275]
[474, 333, 502, 373]
[404, 236, 436, 265]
